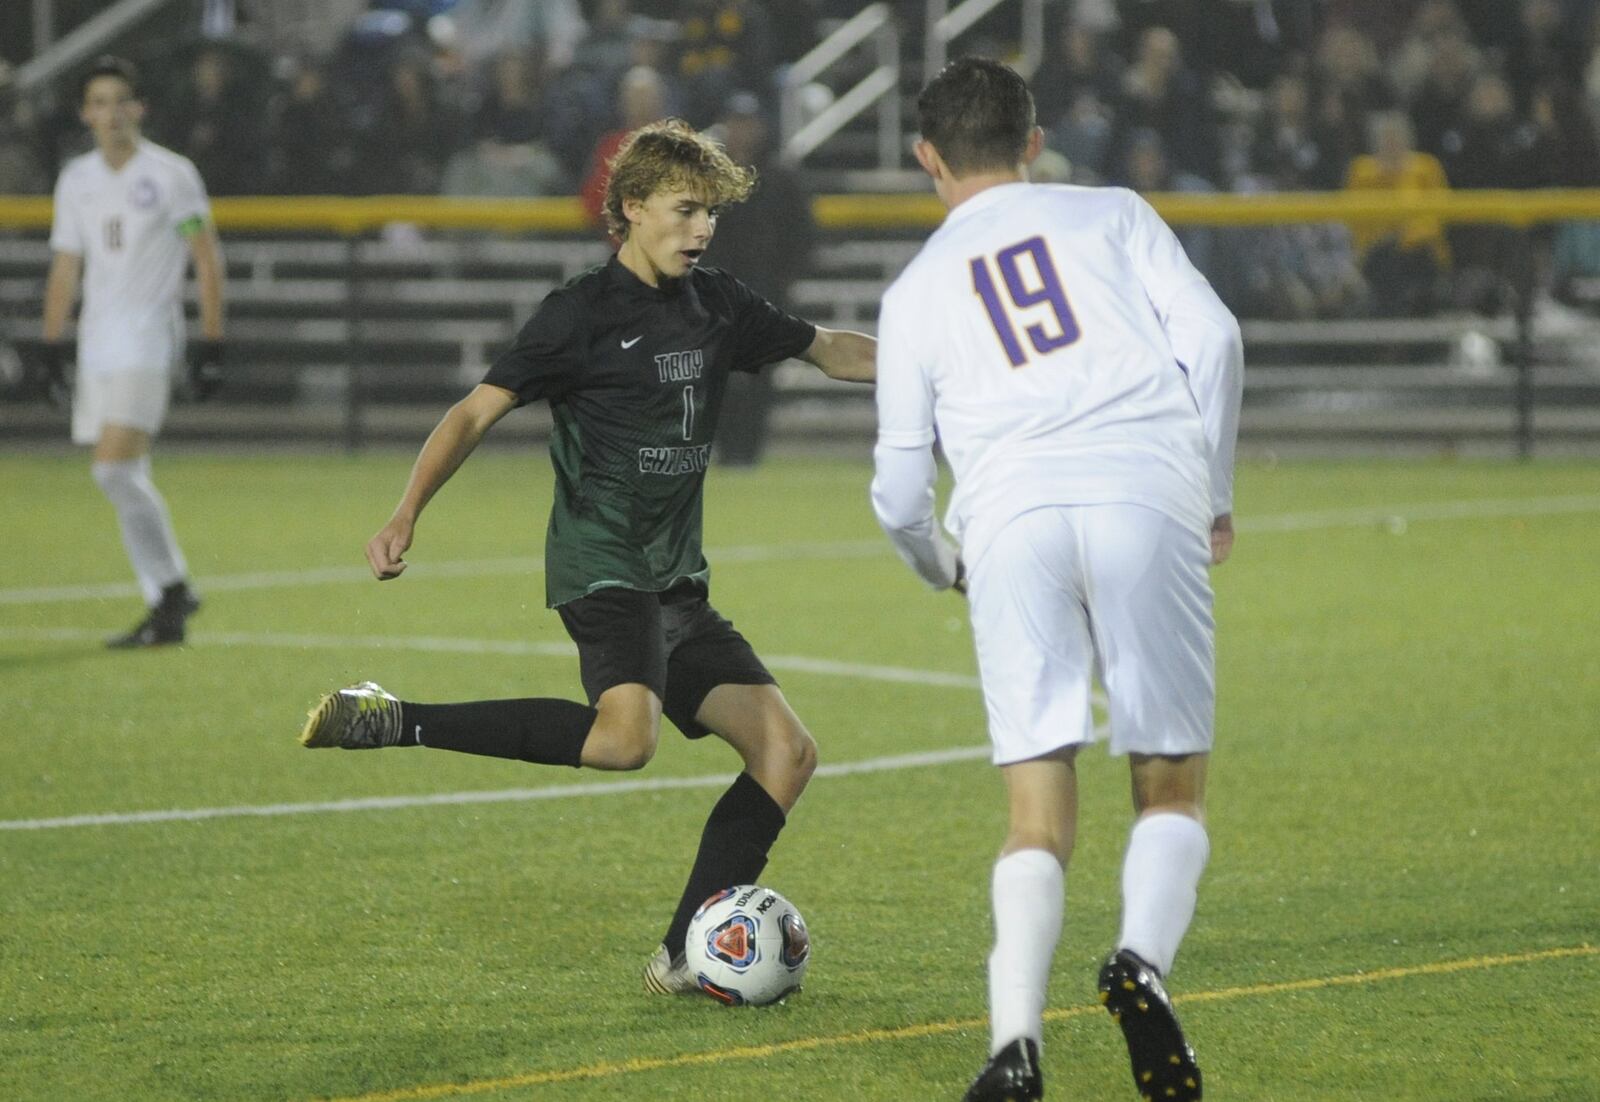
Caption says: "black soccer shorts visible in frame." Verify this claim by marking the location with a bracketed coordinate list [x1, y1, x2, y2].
[556, 581, 777, 738]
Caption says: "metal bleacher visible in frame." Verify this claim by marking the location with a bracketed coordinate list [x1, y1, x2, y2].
[4, 229, 1600, 454]
[0, 231, 913, 447]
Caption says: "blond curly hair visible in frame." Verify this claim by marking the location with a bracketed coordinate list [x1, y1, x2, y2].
[602, 119, 755, 240]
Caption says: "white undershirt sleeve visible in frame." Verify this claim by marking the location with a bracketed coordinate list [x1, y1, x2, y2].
[1125, 192, 1244, 517]
[871, 285, 960, 589]
[871, 442, 959, 588]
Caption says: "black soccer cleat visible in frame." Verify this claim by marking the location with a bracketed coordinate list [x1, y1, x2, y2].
[1098, 949, 1201, 1101]
[962, 1037, 1043, 1102]
[107, 582, 200, 649]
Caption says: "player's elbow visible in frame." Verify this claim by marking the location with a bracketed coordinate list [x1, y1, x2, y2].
[870, 484, 927, 537]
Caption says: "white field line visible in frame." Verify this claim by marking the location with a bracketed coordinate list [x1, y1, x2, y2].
[5, 491, 1589, 834]
[1234, 493, 1600, 532]
[0, 629, 991, 833]
[0, 626, 983, 690]
[0, 746, 991, 832]
[4, 494, 1599, 607]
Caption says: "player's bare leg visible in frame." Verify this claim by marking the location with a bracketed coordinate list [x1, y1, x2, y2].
[1099, 751, 1208, 1101]
[696, 683, 816, 812]
[1000, 747, 1080, 862]
[644, 683, 816, 995]
[578, 683, 663, 771]
[1128, 751, 1207, 822]
[93, 423, 199, 647]
[93, 422, 148, 464]
[963, 748, 1077, 1102]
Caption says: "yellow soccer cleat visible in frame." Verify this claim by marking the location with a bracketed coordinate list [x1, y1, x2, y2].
[299, 682, 404, 749]
[641, 943, 700, 996]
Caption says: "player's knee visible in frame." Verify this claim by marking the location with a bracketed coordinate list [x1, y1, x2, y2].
[584, 718, 659, 771]
[785, 723, 818, 785]
[610, 729, 658, 771]
[92, 458, 152, 509]
[747, 715, 816, 792]
[91, 459, 128, 496]
[754, 709, 815, 778]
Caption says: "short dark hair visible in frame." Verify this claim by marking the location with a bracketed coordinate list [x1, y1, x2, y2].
[80, 56, 140, 103]
[916, 57, 1035, 176]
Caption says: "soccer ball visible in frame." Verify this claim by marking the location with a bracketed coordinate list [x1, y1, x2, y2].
[685, 884, 810, 1006]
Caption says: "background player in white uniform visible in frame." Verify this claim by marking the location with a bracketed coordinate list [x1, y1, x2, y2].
[871, 60, 1242, 1102]
[40, 56, 227, 648]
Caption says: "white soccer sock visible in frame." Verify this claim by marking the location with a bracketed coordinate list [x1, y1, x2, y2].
[1116, 811, 1210, 977]
[987, 848, 1065, 1056]
[92, 457, 188, 606]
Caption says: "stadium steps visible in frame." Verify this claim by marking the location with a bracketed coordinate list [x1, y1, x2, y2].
[5, 234, 1600, 452]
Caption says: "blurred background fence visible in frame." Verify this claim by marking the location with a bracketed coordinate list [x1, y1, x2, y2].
[10, 0, 1600, 456]
[6, 190, 1600, 456]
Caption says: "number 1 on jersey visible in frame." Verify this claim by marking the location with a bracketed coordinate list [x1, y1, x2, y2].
[970, 236, 1080, 368]
[681, 384, 695, 441]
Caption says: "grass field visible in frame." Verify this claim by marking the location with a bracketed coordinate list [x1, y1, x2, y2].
[2, 450, 1597, 1102]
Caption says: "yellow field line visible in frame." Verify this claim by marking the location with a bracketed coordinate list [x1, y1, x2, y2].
[319, 944, 1596, 1102]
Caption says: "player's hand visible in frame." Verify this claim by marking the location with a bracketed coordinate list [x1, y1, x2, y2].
[366, 516, 414, 580]
[1210, 513, 1234, 565]
[187, 339, 225, 401]
[34, 342, 70, 408]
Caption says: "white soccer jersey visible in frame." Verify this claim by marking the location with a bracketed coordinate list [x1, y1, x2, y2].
[873, 182, 1243, 583]
[49, 141, 210, 375]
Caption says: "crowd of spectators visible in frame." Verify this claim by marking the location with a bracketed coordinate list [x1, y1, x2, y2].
[0, 0, 839, 200]
[4, 0, 1600, 318]
[1033, 0, 1600, 317]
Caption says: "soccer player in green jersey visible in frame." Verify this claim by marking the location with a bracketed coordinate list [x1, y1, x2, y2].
[298, 119, 877, 996]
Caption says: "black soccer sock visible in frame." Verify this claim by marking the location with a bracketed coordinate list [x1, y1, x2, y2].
[398, 698, 595, 768]
[661, 772, 787, 958]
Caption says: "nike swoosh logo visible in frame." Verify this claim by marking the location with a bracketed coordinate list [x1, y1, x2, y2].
[621, 336, 643, 349]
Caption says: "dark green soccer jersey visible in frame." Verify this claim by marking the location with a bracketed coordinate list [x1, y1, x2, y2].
[483, 257, 816, 607]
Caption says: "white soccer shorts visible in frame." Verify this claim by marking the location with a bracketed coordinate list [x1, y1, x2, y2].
[966, 503, 1215, 763]
[71, 368, 173, 445]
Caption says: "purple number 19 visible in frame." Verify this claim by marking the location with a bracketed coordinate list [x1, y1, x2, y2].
[970, 236, 1080, 368]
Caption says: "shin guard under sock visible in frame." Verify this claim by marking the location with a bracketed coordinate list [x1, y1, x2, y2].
[400, 698, 595, 767]
[661, 772, 786, 958]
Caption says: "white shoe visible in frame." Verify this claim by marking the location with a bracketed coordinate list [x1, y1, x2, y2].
[642, 943, 700, 995]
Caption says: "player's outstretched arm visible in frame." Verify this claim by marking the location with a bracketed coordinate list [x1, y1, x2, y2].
[367, 383, 516, 580]
[801, 326, 877, 382]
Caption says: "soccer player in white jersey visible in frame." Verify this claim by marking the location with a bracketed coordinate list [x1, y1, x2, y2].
[40, 56, 227, 647]
[871, 60, 1242, 1102]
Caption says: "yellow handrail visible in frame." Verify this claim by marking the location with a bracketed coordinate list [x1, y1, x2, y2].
[4, 189, 1600, 233]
